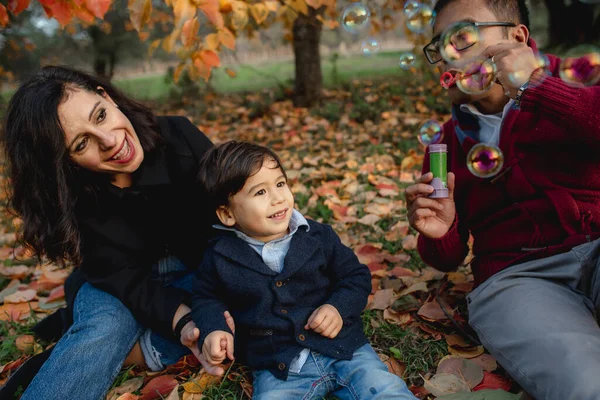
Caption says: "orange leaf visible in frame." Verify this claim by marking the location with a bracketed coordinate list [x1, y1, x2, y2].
[139, 375, 178, 400]
[218, 0, 232, 13]
[45, 0, 73, 26]
[15, 335, 35, 352]
[198, 0, 224, 29]
[173, 63, 186, 83]
[4, 288, 37, 303]
[192, 57, 212, 82]
[173, 0, 196, 29]
[200, 49, 220, 67]
[46, 285, 65, 303]
[217, 27, 235, 50]
[264, 1, 279, 12]
[7, 0, 30, 15]
[128, 0, 152, 31]
[148, 39, 161, 56]
[181, 17, 199, 47]
[73, 6, 95, 23]
[0, 5, 9, 27]
[182, 372, 222, 393]
[225, 68, 237, 78]
[85, 0, 111, 19]
[0, 302, 38, 321]
[250, 3, 269, 24]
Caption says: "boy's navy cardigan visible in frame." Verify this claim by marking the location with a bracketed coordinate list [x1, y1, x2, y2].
[190, 219, 372, 380]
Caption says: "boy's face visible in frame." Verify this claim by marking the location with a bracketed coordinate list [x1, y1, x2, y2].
[217, 158, 295, 243]
[432, 0, 511, 104]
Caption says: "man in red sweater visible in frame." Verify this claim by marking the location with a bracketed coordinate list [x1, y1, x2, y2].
[406, 0, 600, 399]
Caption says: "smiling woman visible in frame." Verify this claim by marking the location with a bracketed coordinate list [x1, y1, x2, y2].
[0, 65, 232, 399]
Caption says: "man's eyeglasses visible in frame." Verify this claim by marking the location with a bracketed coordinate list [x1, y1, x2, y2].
[423, 21, 517, 64]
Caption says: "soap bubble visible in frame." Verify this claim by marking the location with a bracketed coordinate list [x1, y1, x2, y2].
[439, 21, 482, 66]
[559, 52, 600, 87]
[403, 0, 421, 16]
[456, 58, 497, 95]
[466, 143, 504, 178]
[341, 3, 371, 34]
[508, 53, 550, 87]
[417, 120, 444, 146]
[361, 38, 381, 56]
[399, 51, 417, 69]
[405, 3, 435, 34]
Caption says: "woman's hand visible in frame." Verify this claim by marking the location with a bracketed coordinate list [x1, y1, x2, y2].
[179, 310, 235, 376]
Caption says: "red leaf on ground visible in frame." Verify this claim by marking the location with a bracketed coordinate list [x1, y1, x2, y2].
[473, 371, 513, 391]
[139, 375, 178, 400]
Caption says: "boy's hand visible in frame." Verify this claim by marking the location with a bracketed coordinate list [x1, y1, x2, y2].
[202, 330, 234, 373]
[304, 304, 343, 339]
[181, 311, 235, 376]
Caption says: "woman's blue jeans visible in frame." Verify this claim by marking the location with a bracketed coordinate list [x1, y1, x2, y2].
[20, 256, 194, 400]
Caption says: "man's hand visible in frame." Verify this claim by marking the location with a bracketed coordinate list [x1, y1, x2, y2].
[180, 311, 235, 376]
[202, 330, 234, 373]
[304, 304, 343, 339]
[405, 172, 456, 239]
[483, 42, 539, 98]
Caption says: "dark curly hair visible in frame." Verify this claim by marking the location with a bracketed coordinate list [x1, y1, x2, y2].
[434, 0, 530, 30]
[1, 65, 164, 266]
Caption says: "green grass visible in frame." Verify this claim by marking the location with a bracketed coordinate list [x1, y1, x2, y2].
[362, 309, 448, 384]
[107, 50, 413, 101]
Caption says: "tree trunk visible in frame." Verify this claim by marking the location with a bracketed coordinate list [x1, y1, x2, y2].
[292, 9, 322, 108]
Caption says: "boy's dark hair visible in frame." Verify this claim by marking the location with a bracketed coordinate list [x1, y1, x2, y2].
[198, 140, 287, 212]
[434, 0, 530, 30]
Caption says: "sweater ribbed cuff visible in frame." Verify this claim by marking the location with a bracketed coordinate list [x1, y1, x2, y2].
[417, 217, 465, 271]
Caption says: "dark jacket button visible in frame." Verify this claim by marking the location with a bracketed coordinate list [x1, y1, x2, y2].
[276, 281, 283, 287]
[278, 362, 286, 370]
[281, 309, 288, 314]
[298, 334, 306, 341]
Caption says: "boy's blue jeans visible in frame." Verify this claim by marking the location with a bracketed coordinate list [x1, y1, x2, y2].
[252, 344, 416, 399]
[21, 256, 194, 400]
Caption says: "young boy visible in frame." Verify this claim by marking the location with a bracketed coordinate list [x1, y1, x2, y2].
[191, 140, 416, 399]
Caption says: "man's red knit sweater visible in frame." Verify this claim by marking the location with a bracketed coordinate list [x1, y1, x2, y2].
[417, 40, 600, 287]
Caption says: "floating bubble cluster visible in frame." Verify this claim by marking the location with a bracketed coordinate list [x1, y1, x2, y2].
[403, 0, 421, 16]
[341, 4, 371, 34]
[559, 52, 600, 87]
[456, 58, 497, 95]
[417, 120, 444, 146]
[398, 51, 417, 70]
[361, 38, 381, 56]
[405, 3, 435, 34]
[507, 53, 550, 87]
[466, 143, 504, 178]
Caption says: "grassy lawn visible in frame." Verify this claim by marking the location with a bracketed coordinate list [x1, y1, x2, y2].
[111, 50, 414, 100]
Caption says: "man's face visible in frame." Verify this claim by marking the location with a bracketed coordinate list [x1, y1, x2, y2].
[432, 0, 511, 104]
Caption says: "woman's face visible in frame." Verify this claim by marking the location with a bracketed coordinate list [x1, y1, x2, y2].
[58, 86, 144, 187]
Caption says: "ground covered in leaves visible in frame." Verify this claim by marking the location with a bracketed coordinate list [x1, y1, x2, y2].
[0, 71, 527, 399]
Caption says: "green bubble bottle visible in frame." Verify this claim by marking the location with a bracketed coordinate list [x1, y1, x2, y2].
[428, 144, 449, 198]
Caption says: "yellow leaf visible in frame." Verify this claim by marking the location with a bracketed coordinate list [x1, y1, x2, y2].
[148, 39, 161, 56]
[182, 372, 222, 393]
[264, 1, 279, 12]
[181, 16, 199, 47]
[219, 0, 232, 13]
[162, 28, 181, 53]
[285, 0, 308, 16]
[138, 31, 150, 41]
[193, 56, 212, 82]
[173, 63, 186, 83]
[173, 0, 197, 29]
[205, 32, 219, 50]
[230, 0, 248, 31]
[305, 0, 321, 8]
[217, 27, 235, 50]
[127, 0, 152, 31]
[250, 3, 269, 25]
